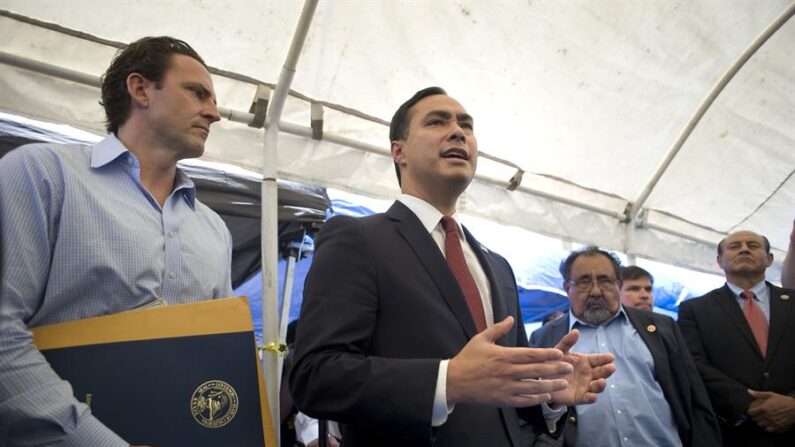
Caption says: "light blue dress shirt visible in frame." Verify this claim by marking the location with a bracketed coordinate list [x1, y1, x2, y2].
[0, 134, 233, 447]
[569, 307, 683, 447]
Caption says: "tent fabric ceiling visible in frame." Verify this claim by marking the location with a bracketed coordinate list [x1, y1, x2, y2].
[0, 1, 792, 279]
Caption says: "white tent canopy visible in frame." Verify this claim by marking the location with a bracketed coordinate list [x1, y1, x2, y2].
[1, 1, 793, 277]
[2, 1, 793, 441]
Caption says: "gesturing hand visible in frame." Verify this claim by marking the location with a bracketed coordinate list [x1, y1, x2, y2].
[447, 316, 574, 408]
[549, 329, 616, 407]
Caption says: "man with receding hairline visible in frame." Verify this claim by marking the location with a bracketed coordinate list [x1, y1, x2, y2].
[679, 230, 795, 447]
[531, 247, 721, 447]
[290, 87, 616, 446]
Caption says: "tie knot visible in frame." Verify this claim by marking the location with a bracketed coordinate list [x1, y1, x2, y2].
[441, 216, 459, 235]
[741, 290, 755, 302]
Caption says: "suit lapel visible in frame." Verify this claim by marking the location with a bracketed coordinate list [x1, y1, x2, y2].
[625, 308, 667, 375]
[765, 283, 792, 366]
[463, 226, 509, 346]
[387, 202, 478, 338]
[714, 285, 764, 359]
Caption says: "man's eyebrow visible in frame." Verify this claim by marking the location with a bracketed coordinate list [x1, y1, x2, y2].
[423, 110, 474, 123]
[423, 110, 453, 120]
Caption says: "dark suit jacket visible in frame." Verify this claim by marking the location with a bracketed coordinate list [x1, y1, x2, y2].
[290, 201, 556, 447]
[678, 283, 795, 447]
[530, 308, 721, 447]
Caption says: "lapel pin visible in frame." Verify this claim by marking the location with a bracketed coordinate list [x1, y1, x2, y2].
[647, 324, 657, 333]
[782, 294, 790, 301]
[480, 244, 490, 253]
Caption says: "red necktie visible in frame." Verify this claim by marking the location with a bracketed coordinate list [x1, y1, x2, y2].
[741, 290, 768, 357]
[441, 217, 487, 333]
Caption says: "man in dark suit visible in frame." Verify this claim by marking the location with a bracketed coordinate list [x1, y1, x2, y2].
[530, 247, 721, 447]
[678, 230, 795, 447]
[290, 87, 615, 447]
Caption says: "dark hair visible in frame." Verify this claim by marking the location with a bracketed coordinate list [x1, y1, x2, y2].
[389, 86, 447, 185]
[559, 246, 622, 281]
[100, 36, 207, 134]
[716, 233, 771, 255]
[619, 265, 654, 285]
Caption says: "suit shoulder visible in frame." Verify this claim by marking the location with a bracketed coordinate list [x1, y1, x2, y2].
[314, 213, 390, 253]
[679, 288, 722, 310]
[529, 316, 568, 347]
[627, 306, 672, 320]
[769, 282, 795, 296]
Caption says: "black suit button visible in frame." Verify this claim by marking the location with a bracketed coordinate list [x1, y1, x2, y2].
[763, 372, 770, 379]
[569, 416, 577, 423]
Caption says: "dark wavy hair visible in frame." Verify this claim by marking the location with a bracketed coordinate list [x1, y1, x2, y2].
[100, 36, 206, 134]
[619, 265, 654, 285]
[389, 86, 447, 185]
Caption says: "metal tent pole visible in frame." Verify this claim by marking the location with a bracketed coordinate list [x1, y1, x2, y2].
[260, 1, 318, 444]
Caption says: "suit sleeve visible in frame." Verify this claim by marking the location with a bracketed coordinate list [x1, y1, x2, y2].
[289, 216, 439, 440]
[670, 319, 723, 446]
[497, 257, 566, 440]
[677, 300, 752, 424]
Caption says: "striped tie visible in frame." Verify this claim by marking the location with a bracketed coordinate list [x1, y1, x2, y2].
[741, 290, 768, 357]
[441, 217, 487, 332]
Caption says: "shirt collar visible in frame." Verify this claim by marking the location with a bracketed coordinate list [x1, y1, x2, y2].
[91, 134, 197, 209]
[90, 133, 130, 168]
[726, 280, 768, 302]
[569, 305, 627, 331]
[174, 168, 197, 209]
[397, 193, 463, 236]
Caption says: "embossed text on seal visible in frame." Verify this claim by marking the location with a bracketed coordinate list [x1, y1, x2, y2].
[190, 380, 239, 428]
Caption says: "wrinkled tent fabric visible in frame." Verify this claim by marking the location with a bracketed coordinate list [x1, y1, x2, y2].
[0, 2, 792, 280]
[1, 3, 793, 280]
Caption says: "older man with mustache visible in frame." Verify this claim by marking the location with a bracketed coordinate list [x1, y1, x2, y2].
[530, 247, 721, 447]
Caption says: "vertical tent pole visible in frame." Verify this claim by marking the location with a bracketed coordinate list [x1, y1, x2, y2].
[261, 1, 319, 443]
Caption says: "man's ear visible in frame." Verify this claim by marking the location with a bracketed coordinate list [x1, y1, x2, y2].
[391, 140, 405, 166]
[766, 252, 774, 267]
[127, 73, 150, 108]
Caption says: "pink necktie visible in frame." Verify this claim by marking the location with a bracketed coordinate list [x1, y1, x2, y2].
[441, 217, 487, 332]
[741, 290, 768, 357]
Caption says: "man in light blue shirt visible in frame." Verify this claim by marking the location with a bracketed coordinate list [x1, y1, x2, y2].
[531, 247, 721, 447]
[0, 37, 232, 447]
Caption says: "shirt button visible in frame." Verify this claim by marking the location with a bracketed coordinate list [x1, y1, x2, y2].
[168, 272, 176, 279]
[623, 437, 629, 442]
[617, 409, 622, 414]
[610, 384, 615, 389]
[168, 232, 175, 238]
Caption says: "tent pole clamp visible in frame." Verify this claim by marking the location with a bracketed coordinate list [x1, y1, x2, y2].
[248, 85, 271, 128]
[311, 102, 324, 140]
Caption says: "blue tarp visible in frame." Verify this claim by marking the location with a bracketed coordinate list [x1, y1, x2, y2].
[237, 197, 724, 342]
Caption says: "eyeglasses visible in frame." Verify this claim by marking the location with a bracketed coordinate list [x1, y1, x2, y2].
[566, 277, 618, 292]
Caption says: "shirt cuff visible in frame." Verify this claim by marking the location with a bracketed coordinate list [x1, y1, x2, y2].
[294, 411, 320, 445]
[431, 359, 455, 427]
[541, 402, 567, 433]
